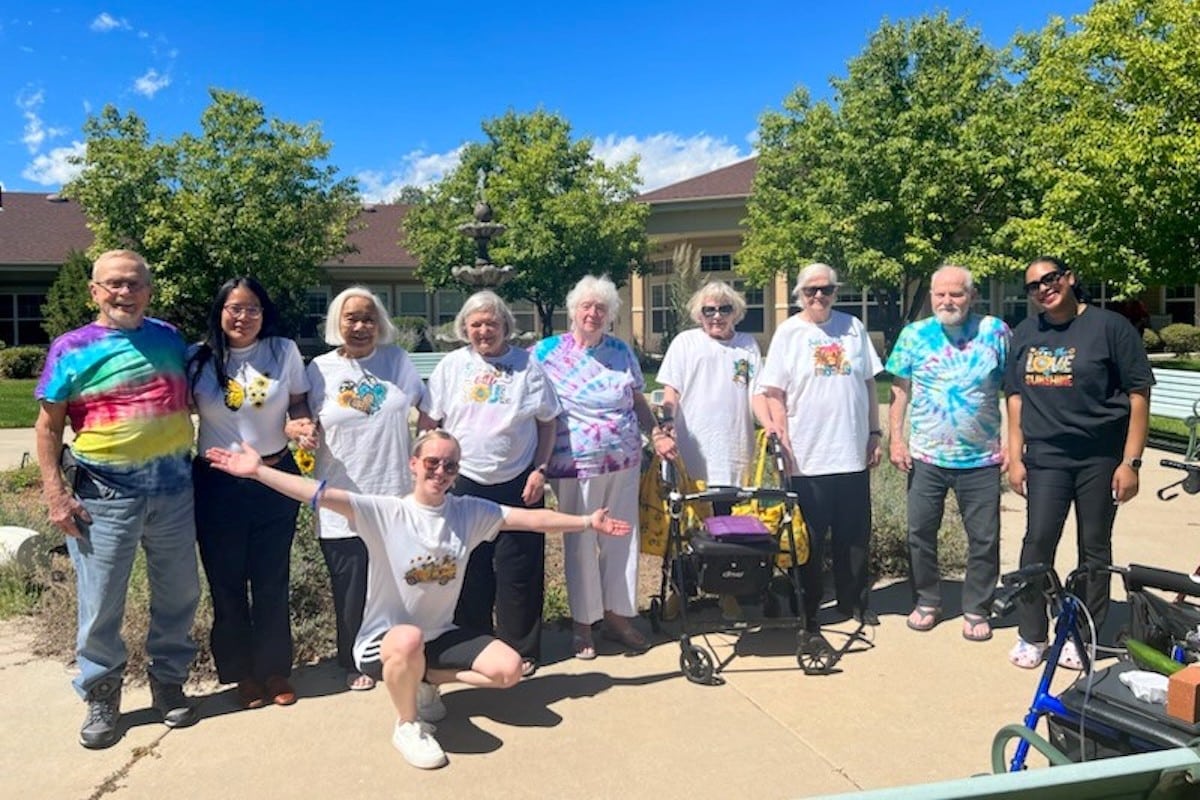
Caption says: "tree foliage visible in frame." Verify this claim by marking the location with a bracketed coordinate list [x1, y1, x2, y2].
[741, 14, 1024, 341]
[1003, 0, 1200, 294]
[41, 250, 97, 339]
[402, 110, 649, 335]
[65, 89, 360, 340]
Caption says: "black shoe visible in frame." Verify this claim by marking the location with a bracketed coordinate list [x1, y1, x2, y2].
[149, 675, 197, 729]
[854, 608, 880, 626]
[80, 678, 122, 749]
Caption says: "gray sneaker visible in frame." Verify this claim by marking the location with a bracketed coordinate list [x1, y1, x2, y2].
[149, 675, 197, 729]
[79, 677, 122, 749]
[416, 681, 446, 722]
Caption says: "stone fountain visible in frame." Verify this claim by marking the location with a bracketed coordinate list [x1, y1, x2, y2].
[451, 170, 514, 288]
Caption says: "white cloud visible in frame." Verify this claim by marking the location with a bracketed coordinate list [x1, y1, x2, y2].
[16, 88, 67, 154]
[356, 146, 465, 203]
[133, 69, 171, 98]
[22, 141, 86, 186]
[90, 13, 130, 32]
[591, 132, 749, 192]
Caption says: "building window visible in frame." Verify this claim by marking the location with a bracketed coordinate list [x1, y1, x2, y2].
[650, 258, 673, 275]
[395, 288, 428, 320]
[732, 281, 765, 333]
[0, 293, 50, 346]
[998, 280, 1028, 328]
[1165, 284, 1198, 325]
[831, 284, 880, 328]
[435, 289, 465, 325]
[650, 283, 675, 334]
[509, 300, 567, 338]
[699, 254, 733, 272]
[299, 287, 331, 341]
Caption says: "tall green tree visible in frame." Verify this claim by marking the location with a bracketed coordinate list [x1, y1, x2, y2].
[1004, 0, 1200, 294]
[403, 110, 649, 335]
[65, 89, 360, 339]
[741, 14, 1023, 342]
[41, 250, 96, 338]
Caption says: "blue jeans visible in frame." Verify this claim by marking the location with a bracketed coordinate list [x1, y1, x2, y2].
[68, 474, 200, 697]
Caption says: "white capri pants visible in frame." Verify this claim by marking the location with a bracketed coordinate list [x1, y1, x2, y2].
[552, 466, 641, 622]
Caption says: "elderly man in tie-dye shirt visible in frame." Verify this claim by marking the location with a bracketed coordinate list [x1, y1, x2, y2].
[886, 265, 1010, 643]
[35, 250, 200, 750]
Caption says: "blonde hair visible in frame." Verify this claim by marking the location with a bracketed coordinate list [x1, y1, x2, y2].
[686, 280, 746, 325]
[411, 428, 460, 458]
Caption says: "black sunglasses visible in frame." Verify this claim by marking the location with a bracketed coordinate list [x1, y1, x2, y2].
[1024, 270, 1068, 295]
[801, 285, 837, 298]
[700, 304, 734, 318]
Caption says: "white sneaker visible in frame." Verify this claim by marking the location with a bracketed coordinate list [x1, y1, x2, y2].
[392, 720, 447, 769]
[417, 681, 447, 722]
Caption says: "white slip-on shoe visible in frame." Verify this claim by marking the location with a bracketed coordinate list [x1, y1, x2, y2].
[392, 720, 447, 769]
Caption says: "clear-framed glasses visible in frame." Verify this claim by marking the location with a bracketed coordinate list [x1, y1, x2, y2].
[92, 279, 148, 293]
[1024, 270, 1067, 295]
[223, 304, 264, 319]
[700, 304, 734, 318]
[421, 457, 460, 474]
[801, 285, 837, 298]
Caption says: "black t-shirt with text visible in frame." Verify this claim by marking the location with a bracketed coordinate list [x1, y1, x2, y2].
[1004, 306, 1153, 467]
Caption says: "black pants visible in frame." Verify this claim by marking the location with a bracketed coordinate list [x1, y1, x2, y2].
[790, 470, 873, 626]
[319, 536, 368, 672]
[194, 454, 301, 684]
[1018, 457, 1120, 643]
[451, 466, 545, 663]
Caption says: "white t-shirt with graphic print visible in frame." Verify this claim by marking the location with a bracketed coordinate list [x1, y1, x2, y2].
[426, 345, 561, 485]
[348, 492, 507, 665]
[657, 328, 761, 486]
[192, 337, 309, 456]
[758, 310, 883, 477]
[307, 345, 429, 540]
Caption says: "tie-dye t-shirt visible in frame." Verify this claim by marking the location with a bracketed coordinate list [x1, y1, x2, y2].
[37, 319, 193, 495]
[885, 314, 1009, 469]
[531, 333, 644, 479]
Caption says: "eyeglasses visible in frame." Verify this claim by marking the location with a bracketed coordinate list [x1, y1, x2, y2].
[92, 279, 148, 293]
[700, 304, 734, 318]
[801, 285, 837, 298]
[223, 304, 264, 319]
[421, 457, 460, 474]
[1024, 270, 1067, 295]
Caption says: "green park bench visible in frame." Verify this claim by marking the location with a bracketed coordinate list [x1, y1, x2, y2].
[1151, 367, 1200, 461]
[407, 351, 450, 381]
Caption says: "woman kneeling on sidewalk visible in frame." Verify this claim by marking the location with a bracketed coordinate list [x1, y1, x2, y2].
[205, 429, 630, 769]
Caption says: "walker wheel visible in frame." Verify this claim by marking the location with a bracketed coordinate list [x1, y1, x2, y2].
[798, 634, 836, 675]
[648, 598, 662, 633]
[680, 645, 715, 684]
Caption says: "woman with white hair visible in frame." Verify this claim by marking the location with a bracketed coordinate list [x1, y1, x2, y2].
[426, 291, 561, 677]
[306, 286, 434, 691]
[532, 275, 661, 659]
[757, 263, 884, 634]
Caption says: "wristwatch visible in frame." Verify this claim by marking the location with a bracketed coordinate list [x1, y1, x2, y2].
[1125, 457, 1143, 470]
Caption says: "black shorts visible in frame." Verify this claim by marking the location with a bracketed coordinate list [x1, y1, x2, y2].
[358, 627, 495, 682]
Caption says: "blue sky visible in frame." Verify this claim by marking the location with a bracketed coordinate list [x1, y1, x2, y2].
[2, 1, 1093, 202]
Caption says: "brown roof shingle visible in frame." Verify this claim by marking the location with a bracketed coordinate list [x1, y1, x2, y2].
[637, 156, 757, 203]
[0, 192, 93, 263]
[335, 204, 418, 268]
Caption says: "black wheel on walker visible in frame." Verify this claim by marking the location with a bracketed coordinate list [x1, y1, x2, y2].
[797, 634, 836, 675]
[680, 645, 715, 684]
[649, 598, 662, 633]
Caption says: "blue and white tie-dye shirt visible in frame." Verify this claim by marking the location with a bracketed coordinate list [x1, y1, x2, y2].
[885, 314, 1010, 469]
[531, 333, 644, 479]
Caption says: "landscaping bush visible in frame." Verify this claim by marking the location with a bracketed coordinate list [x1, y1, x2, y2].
[0, 346, 47, 379]
[1143, 328, 1163, 353]
[392, 315, 433, 352]
[868, 460, 968, 580]
[1160, 323, 1200, 357]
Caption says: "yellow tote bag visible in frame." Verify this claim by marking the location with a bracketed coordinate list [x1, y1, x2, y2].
[638, 454, 709, 557]
[731, 430, 809, 567]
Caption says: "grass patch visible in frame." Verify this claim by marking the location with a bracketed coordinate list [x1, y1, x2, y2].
[0, 379, 38, 428]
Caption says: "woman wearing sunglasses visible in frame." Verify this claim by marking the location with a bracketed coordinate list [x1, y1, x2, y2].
[1004, 256, 1153, 670]
[305, 287, 433, 692]
[757, 263, 884, 633]
[426, 291, 560, 679]
[202, 429, 630, 769]
[188, 277, 316, 709]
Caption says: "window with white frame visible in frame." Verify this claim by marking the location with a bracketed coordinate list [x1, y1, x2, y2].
[0, 292, 50, 346]
[435, 289, 466, 325]
[699, 253, 733, 272]
[831, 283, 879, 327]
[299, 287, 331, 341]
[732, 281, 765, 333]
[650, 283, 675, 334]
[395, 288, 429, 320]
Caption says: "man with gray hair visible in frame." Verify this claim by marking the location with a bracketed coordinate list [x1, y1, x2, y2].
[886, 265, 1010, 641]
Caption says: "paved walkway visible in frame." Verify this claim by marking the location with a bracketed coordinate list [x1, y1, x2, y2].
[1, 447, 1198, 798]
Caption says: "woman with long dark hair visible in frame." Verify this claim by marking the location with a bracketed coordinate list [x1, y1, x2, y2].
[188, 277, 316, 708]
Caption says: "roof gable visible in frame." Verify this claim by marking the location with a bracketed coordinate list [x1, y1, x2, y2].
[637, 156, 757, 204]
[0, 192, 93, 264]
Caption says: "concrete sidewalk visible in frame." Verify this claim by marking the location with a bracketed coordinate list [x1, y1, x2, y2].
[0, 425, 36, 471]
[1, 450, 1198, 799]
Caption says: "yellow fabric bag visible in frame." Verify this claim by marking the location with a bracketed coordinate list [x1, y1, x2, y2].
[638, 454, 710, 557]
[731, 430, 809, 567]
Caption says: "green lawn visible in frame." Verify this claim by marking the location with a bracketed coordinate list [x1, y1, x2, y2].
[0, 380, 38, 428]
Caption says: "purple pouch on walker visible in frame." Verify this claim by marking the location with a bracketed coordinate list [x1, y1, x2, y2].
[703, 515, 770, 539]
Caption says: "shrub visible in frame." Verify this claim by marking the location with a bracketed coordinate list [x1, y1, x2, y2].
[1160, 324, 1200, 357]
[0, 346, 47, 379]
[392, 316, 433, 352]
[869, 461, 967, 580]
[1143, 328, 1163, 353]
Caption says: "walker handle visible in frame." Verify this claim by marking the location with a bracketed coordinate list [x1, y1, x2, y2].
[1126, 564, 1200, 598]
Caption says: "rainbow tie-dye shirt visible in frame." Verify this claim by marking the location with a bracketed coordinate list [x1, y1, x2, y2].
[37, 319, 194, 495]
